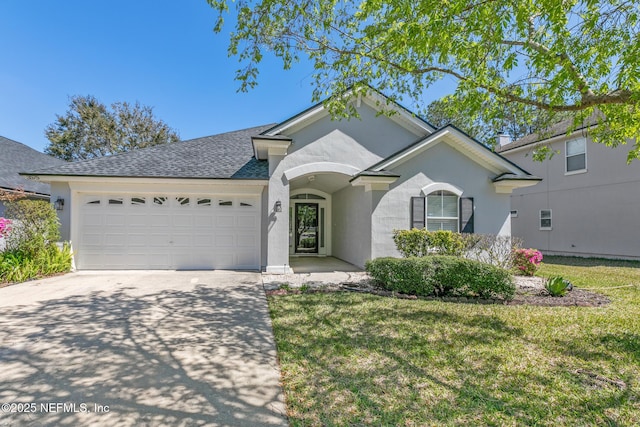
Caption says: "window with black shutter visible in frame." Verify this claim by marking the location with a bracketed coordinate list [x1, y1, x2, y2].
[410, 196, 425, 229]
[459, 197, 474, 233]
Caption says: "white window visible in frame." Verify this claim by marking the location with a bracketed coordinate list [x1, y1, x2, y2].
[540, 209, 552, 230]
[566, 138, 586, 173]
[426, 191, 459, 231]
[510, 210, 518, 218]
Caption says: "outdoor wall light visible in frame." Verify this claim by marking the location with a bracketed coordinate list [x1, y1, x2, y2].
[274, 200, 282, 212]
[54, 197, 65, 211]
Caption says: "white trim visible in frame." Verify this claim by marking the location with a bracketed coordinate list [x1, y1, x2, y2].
[284, 162, 361, 181]
[26, 175, 268, 186]
[67, 180, 265, 196]
[350, 175, 399, 191]
[565, 137, 587, 175]
[493, 179, 540, 194]
[252, 138, 292, 160]
[539, 209, 552, 230]
[420, 182, 463, 197]
[374, 126, 526, 176]
[289, 188, 332, 257]
[264, 90, 435, 137]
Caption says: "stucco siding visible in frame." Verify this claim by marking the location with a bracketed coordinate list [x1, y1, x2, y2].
[51, 182, 71, 242]
[286, 102, 422, 161]
[504, 135, 640, 259]
[371, 141, 512, 259]
[332, 185, 372, 268]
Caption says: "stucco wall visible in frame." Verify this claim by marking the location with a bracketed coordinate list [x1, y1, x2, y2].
[371, 141, 512, 259]
[50, 182, 71, 242]
[266, 103, 428, 271]
[503, 136, 640, 259]
[331, 184, 372, 268]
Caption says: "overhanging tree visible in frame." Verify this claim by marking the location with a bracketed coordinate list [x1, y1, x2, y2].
[208, 0, 640, 161]
[45, 95, 180, 161]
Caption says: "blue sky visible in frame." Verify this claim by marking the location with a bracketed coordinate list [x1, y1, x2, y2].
[0, 0, 454, 153]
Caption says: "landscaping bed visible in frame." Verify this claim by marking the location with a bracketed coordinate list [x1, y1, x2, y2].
[266, 273, 611, 307]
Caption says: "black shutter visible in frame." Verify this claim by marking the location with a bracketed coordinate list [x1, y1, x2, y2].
[459, 197, 474, 233]
[410, 196, 425, 229]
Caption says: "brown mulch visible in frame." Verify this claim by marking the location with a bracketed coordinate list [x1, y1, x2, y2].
[265, 275, 611, 307]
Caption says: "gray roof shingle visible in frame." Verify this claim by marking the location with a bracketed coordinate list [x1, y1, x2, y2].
[497, 113, 601, 153]
[0, 136, 67, 195]
[25, 124, 275, 180]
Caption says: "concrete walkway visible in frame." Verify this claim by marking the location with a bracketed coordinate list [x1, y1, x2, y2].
[0, 271, 288, 427]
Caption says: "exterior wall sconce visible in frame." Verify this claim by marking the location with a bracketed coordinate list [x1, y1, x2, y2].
[54, 197, 65, 211]
[274, 200, 282, 212]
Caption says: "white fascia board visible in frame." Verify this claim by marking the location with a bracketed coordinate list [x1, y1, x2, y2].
[376, 127, 525, 176]
[361, 92, 435, 136]
[252, 138, 292, 159]
[350, 175, 399, 191]
[265, 90, 434, 138]
[263, 104, 328, 136]
[28, 175, 267, 195]
[493, 179, 541, 194]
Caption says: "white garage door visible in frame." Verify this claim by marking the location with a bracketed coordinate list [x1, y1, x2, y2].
[77, 194, 260, 270]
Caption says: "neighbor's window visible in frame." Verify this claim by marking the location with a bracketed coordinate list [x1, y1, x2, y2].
[566, 138, 586, 173]
[426, 191, 459, 231]
[540, 209, 552, 230]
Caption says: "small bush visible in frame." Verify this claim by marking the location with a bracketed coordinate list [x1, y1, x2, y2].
[466, 234, 523, 269]
[366, 256, 515, 300]
[4, 200, 60, 256]
[545, 276, 572, 297]
[0, 243, 72, 284]
[513, 248, 543, 276]
[393, 229, 478, 257]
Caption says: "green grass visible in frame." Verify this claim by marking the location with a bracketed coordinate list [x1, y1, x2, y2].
[268, 256, 640, 426]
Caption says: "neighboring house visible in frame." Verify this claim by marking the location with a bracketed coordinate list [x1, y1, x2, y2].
[0, 135, 67, 217]
[498, 118, 640, 260]
[24, 90, 539, 272]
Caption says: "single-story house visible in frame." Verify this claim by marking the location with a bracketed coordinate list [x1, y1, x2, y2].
[0, 135, 67, 216]
[24, 90, 540, 272]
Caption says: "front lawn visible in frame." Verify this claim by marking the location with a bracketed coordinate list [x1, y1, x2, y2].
[267, 256, 640, 426]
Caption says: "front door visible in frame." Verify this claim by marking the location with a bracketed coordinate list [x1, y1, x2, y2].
[295, 203, 319, 254]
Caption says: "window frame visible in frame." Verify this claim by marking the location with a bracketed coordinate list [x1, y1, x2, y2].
[539, 209, 552, 230]
[565, 137, 587, 175]
[426, 190, 460, 232]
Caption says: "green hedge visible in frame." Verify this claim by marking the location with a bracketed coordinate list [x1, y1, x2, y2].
[392, 229, 479, 257]
[365, 256, 515, 300]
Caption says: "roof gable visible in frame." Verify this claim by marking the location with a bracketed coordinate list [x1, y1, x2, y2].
[261, 87, 435, 138]
[370, 125, 534, 176]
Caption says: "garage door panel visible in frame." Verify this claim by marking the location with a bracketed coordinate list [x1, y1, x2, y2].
[216, 215, 235, 228]
[236, 214, 258, 228]
[78, 193, 260, 270]
[215, 234, 234, 248]
[149, 215, 171, 227]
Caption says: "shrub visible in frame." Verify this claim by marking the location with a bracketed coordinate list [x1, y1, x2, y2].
[4, 200, 60, 256]
[465, 234, 523, 269]
[393, 229, 478, 257]
[545, 276, 572, 297]
[513, 248, 543, 276]
[366, 256, 515, 300]
[0, 243, 72, 284]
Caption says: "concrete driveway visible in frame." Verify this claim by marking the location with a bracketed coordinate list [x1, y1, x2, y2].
[0, 271, 288, 427]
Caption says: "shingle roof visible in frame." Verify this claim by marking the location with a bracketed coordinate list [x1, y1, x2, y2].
[497, 113, 601, 153]
[25, 124, 275, 180]
[0, 136, 66, 195]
